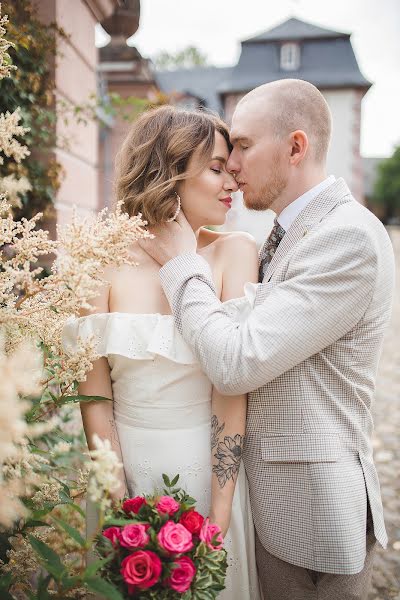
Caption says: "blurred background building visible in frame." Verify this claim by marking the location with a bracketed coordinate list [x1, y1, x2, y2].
[34, 0, 389, 244]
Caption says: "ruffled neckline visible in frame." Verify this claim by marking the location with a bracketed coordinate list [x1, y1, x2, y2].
[62, 312, 197, 365]
[61, 284, 258, 366]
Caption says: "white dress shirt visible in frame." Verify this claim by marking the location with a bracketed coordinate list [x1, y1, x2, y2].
[277, 175, 335, 231]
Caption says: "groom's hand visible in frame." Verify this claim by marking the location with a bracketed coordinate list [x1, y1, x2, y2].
[138, 212, 197, 266]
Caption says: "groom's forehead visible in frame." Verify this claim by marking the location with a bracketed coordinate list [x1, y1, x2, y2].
[230, 121, 256, 144]
[231, 106, 262, 138]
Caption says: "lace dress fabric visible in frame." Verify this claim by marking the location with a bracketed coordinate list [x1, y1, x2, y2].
[62, 287, 261, 599]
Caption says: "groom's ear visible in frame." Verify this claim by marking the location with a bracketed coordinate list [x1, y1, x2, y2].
[289, 130, 308, 165]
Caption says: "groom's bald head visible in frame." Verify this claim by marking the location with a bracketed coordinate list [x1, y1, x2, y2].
[235, 79, 332, 163]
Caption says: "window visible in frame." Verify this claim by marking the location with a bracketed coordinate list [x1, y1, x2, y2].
[280, 43, 300, 71]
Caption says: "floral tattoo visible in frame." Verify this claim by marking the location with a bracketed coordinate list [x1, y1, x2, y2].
[211, 415, 243, 488]
[211, 414, 225, 450]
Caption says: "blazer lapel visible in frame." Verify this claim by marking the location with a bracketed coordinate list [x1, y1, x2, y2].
[264, 178, 352, 282]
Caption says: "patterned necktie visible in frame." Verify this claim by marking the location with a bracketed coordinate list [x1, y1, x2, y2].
[258, 218, 286, 281]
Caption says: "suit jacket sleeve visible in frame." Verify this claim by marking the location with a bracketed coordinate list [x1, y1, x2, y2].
[159, 225, 378, 395]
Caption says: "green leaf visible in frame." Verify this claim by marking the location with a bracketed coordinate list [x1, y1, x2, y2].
[35, 574, 52, 599]
[85, 576, 124, 600]
[103, 517, 140, 526]
[28, 535, 65, 580]
[0, 578, 14, 600]
[68, 501, 86, 518]
[170, 473, 180, 487]
[59, 394, 112, 405]
[162, 473, 171, 487]
[83, 555, 114, 578]
[51, 515, 86, 547]
[23, 519, 49, 529]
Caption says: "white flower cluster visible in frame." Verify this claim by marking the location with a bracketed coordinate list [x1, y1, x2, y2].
[0, 108, 30, 165]
[0, 338, 42, 525]
[87, 434, 123, 512]
[0, 10, 15, 79]
[0, 174, 31, 207]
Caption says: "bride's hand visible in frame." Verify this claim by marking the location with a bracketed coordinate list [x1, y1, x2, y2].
[138, 212, 197, 266]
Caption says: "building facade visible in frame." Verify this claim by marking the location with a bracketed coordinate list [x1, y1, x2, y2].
[156, 17, 372, 243]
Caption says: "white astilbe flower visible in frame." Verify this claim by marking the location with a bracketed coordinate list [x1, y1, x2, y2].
[0, 338, 42, 526]
[87, 434, 123, 511]
[0, 9, 15, 80]
[31, 481, 62, 509]
[0, 529, 53, 587]
[0, 108, 30, 165]
[47, 334, 100, 392]
[0, 199, 149, 386]
[0, 174, 31, 207]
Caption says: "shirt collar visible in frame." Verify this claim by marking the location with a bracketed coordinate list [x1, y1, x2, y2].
[277, 175, 336, 232]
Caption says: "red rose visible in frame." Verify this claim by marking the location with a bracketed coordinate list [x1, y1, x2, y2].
[122, 496, 147, 514]
[155, 495, 180, 516]
[199, 518, 224, 550]
[179, 509, 204, 536]
[157, 521, 193, 554]
[102, 526, 120, 547]
[120, 550, 162, 590]
[119, 524, 150, 549]
[165, 556, 196, 593]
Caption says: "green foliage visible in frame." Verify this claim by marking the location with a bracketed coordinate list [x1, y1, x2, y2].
[0, 0, 64, 220]
[153, 46, 208, 71]
[373, 145, 400, 223]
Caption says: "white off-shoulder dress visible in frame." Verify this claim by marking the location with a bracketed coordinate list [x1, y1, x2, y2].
[62, 289, 261, 599]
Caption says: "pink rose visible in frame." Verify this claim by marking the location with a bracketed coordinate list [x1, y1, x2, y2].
[179, 509, 204, 536]
[165, 556, 196, 593]
[120, 550, 162, 590]
[157, 521, 193, 554]
[102, 526, 120, 547]
[155, 495, 180, 516]
[122, 496, 147, 514]
[119, 524, 150, 549]
[199, 518, 224, 550]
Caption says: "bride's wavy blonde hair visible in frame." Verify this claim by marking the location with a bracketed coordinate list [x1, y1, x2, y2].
[114, 105, 231, 225]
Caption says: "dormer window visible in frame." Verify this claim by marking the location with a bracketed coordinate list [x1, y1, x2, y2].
[280, 43, 300, 70]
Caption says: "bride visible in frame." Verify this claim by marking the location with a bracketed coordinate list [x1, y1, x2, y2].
[62, 105, 261, 599]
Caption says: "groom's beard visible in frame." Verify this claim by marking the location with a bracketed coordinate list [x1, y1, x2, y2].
[244, 153, 288, 211]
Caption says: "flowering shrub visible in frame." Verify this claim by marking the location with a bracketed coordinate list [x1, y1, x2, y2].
[96, 475, 227, 599]
[0, 7, 151, 598]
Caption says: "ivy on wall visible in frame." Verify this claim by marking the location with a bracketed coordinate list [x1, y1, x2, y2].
[0, 0, 65, 221]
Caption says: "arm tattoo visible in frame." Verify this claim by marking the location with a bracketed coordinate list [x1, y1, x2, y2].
[211, 414, 225, 450]
[211, 415, 244, 488]
[108, 418, 120, 448]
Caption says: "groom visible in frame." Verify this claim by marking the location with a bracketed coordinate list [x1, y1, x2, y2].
[140, 79, 395, 599]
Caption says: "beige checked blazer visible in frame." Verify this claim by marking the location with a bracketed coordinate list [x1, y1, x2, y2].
[159, 178, 395, 575]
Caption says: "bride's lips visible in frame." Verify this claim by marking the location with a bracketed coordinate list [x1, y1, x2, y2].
[219, 197, 232, 208]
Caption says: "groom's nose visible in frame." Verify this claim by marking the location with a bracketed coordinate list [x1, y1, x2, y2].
[226, 149, 240, 176]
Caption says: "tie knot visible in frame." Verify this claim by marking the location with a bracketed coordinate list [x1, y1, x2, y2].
[271, 219, 285, 241]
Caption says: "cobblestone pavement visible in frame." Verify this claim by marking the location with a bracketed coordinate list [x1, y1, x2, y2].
[370, 227, 400, 600]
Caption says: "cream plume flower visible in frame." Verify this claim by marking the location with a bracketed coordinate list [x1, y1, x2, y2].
[87, 434, 123, 511]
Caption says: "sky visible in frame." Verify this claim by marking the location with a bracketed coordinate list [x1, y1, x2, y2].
[96, 0, 400, 158]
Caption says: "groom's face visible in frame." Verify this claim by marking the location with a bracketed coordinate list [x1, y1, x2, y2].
[227, 104, 289, 211]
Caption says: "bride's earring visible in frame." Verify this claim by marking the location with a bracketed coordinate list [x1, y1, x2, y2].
[166, 192, 181, 222]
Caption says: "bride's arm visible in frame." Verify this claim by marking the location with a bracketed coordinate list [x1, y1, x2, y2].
[209, 233, 259, 535]
[78, 276, 128, 500]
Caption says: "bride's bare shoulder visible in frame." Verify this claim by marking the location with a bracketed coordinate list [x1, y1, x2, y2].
[207, 229, 258, 255]
[208, 230, 259, 287]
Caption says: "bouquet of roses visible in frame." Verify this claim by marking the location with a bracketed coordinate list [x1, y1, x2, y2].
[95, 474, 227, 599]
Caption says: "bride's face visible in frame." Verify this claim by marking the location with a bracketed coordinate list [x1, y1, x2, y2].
[178, 131, 238, 229]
